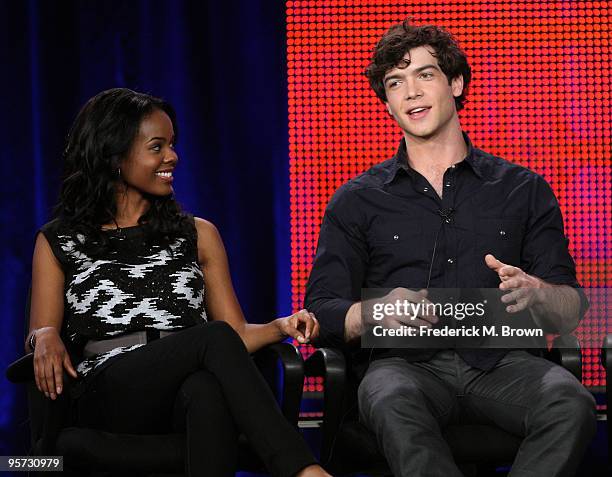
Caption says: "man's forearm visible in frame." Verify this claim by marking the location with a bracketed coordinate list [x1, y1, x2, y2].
[530, 285, 581, 334]
[344, 301, 362, 342]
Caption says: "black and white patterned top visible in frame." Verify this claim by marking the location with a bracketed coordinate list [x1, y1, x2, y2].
[40, 219, 207, 377]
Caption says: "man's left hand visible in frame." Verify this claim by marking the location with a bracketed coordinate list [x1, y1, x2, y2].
[485, 254, 549, 313]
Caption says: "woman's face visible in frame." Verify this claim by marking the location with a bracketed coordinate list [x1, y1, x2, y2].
[119, 109, 178, 197]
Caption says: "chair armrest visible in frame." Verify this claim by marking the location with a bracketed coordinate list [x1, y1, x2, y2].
[545, 334, 582, 382]
[6, 353, 34, 383]
[37, 386, 72, 455]
[304, 348, 347, 464]
[6, 353, 77, 454]
[252, 342, 304, 425]
[602, 334, 611, 446]
[601, 333, 611, 372]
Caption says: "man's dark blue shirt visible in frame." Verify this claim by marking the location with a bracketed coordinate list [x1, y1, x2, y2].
[305, 133, 582, 377]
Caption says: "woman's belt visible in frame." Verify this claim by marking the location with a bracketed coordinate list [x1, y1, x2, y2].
[83, 330, 177, 358]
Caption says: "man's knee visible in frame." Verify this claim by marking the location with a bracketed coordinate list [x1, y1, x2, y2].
[358, 367, 429, 424]
[536, 377, 596, 435]
[561, 383, 596, 429]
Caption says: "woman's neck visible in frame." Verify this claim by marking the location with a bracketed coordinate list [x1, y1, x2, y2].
[109, 187, 151, 228]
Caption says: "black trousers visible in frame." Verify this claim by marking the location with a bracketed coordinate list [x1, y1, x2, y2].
[358, 350, 597, 477]
[76, 321, 316, 477]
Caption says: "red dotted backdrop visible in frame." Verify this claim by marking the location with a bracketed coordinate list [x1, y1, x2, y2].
[287, 0, 611, 392]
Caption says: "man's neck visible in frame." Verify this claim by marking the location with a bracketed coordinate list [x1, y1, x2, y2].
[403, 121, 468, 174]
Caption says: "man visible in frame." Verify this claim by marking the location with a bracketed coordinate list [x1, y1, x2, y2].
[305, 20, 596, 477]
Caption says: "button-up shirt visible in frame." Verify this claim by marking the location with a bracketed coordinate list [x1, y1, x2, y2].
[305, 133, 582, 376]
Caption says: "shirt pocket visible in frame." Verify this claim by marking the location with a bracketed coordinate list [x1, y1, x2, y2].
[474, 217, 523, 266]
[368, 218, 422, 245]
[367, 219, 426, 276]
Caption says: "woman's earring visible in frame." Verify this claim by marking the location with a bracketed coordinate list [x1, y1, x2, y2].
[117, 168, 121, 178]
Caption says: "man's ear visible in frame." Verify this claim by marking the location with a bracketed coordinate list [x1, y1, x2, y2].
[385, 102, 393, 116]
[451, 75, 464, 98]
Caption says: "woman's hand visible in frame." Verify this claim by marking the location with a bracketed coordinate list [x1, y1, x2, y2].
[275, 309, 320, 344]
[32, 327, 78, 400]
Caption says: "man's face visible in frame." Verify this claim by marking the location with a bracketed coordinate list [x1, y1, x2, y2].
[383, 46, 464, 141]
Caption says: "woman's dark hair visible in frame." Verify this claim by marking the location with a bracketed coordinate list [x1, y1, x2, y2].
[365, 20, 472, 111]
[54, 87, 193, 254]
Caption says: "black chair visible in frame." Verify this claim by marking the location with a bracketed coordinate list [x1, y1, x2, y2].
[602, 333, 611, 464]
[305, 336, 582, 476]
[6, 339, 305, 476]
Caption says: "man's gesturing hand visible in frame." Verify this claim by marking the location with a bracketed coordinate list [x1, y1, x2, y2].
[485, 254, 549, 313]
[376, 287, 439, 329]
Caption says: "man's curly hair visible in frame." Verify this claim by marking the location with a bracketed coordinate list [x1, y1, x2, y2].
[365, 20, 472, 111]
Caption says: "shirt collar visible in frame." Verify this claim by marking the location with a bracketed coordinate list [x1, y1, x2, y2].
[384, 131, 485, 184]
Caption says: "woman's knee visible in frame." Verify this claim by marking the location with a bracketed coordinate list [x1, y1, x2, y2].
[184, 320, 245, 352]
[203, 320, 243, 345]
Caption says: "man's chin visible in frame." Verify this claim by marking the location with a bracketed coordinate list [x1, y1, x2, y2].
[402, 127, 437, 142]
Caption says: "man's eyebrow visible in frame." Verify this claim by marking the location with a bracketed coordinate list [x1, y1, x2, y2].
[413, 64, 441, 73]
[384, 64, 441, 83]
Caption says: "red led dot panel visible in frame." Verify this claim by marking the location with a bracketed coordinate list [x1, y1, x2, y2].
[287, 0, 611, 390]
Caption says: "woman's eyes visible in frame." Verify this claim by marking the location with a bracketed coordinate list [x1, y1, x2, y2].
[150, 143, 174, 152]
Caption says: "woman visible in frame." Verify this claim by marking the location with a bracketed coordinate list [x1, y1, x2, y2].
[27, 88, 329, 477]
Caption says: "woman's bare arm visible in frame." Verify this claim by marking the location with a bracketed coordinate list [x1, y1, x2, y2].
[195, 218, 319, 353]
[29, 233, 77, 399]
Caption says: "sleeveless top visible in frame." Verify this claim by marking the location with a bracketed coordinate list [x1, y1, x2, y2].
[39, 218, 207, 378]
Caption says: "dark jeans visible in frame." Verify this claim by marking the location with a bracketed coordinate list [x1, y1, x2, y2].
[358, 350, 596, 477]
[76, 321, 316, 477]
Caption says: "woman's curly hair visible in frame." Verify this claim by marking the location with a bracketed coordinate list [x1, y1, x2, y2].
[365, 20, 472, 111]
[54, 88, 193, 255]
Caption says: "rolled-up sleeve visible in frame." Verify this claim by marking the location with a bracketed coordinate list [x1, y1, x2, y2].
[305, 187, 368, 349]
[521, 174, 589, 318]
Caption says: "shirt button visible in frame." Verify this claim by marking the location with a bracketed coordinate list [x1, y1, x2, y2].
[447, 258, 454, 264]
[393, 234, 399, 240]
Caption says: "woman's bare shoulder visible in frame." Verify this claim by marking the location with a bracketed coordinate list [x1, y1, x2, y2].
[193, 217, 225, 264]
[193, 217, 220, 239]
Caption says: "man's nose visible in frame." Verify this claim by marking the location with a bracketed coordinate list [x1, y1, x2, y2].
[404, 79, 423, 100]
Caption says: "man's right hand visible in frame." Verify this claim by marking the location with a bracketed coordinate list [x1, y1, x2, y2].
[32, 327, 78, 400]
[344, 287, 439, 342]
[375, 287, 439, 329]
